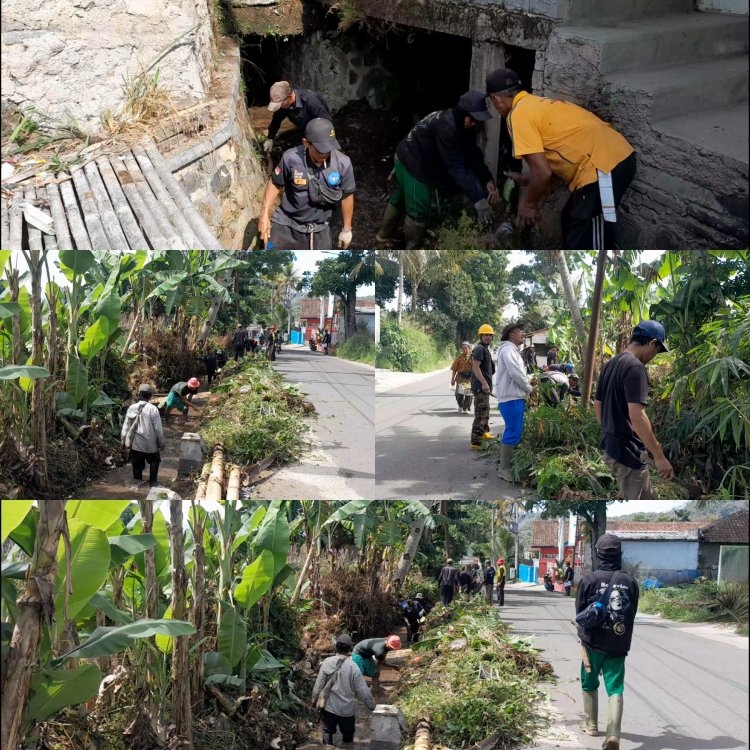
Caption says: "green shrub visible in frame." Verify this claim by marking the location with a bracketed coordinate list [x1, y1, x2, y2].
[378, 320, 416, 372]
[640, 580, 749, 626]
[336, 333, 376, 365]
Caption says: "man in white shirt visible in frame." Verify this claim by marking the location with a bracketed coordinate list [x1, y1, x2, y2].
[121, 383, 165, 489]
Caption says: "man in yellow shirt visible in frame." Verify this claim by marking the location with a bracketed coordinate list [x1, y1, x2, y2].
[486, 68, 636, 250]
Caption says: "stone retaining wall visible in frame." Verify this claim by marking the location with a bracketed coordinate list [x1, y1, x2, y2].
[1, 0, 214, 132]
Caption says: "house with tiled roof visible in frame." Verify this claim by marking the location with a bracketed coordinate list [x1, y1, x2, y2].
[530, 520, 574, 578]
[606, 521, 703, 584]
[698, 511, 749, 583]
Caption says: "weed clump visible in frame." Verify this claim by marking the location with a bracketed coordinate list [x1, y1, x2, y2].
[395, 602, 550, 747]
[336, 333, 376, 365]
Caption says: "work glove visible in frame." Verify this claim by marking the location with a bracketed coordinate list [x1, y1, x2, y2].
[338, 229, 353, 249]
[263, 138, 274, 154]
[474, 198, 493, 226]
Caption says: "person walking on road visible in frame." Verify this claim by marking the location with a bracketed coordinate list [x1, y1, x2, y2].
[121, 384, 165, 489]
[483, 560, 496, 603]
[594, 320, 674, 499]
[352, 635, 402, 693]
[323, 329, 332, 355]
[470, 324, 496, 450]
[576, 533, 639, 750]
[258, 118, 355, 250]
[264, 81, 333, 156]
[495, 558, 507, 606]
[312, 633, 374, 749]
[437, 558, 460, 605]
[450, 341, 474, 412]
[495, 322, 533, 481]
[563, 561, 574, 596]
[201, 349, 218, 386]
[486, 67, 636, 250]
[232, 324, 247, 361]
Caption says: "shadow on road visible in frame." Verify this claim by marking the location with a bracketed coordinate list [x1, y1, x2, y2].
[622, 731, 747, 750]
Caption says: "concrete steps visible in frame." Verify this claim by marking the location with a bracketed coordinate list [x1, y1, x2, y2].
[557, 13, 749, 74]
[655, 103, 750, 165]
[607, 54, 750, 122]
[568, 0, 693, 24]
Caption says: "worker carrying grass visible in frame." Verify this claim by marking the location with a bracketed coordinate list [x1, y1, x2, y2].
[312, 633, 374, 749]
[259, 118, 355, 250]
[165, 377, 202, 423]
[494, 321, 533, 481]
[377, 91, 499, 249]
[594, 320, 675, 499]
[121, 383, 165, 490]
[576, 533, 639, 750]
[486, 68, 636, 250]
[264, 80, 333, 156]
[470, 324, 497, 450]
[352, 635, 402, 693]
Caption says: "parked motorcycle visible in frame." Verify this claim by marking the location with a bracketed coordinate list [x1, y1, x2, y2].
[309, 338, 317, 352]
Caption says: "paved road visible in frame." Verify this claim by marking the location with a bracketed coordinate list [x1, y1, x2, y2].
[253, 346, 375, 500]
[499, 585, 749, 750]
[376, 369, 521, 500]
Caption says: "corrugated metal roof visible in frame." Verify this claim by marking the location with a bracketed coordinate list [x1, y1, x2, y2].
[1, 137, 222, 251]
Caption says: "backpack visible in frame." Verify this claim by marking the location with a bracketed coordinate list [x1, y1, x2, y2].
[316, 656, 346, 710]
[123, 402, 146, 450]
[575, 572, 625, 630]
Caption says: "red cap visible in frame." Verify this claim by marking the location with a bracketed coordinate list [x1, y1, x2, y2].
[497, 558, 505, 565]
[385, 635, 402, 650]
[187, 377, 201, 389]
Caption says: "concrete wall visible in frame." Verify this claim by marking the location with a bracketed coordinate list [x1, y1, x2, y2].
[622, 540, 700, 584]
[1, 0, 214, 131]
[699, 0, 748, 13]
[355, 312, 376, 337]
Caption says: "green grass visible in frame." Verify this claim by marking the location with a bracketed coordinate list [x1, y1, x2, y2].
[640, 581, 749, 629]
[335, 334, 376, 365]
[200, 358, 313, 467]
[395, 601, 549, 748]
[377, 320, 453, 373]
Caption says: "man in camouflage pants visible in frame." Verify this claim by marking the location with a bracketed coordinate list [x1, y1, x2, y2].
[470, 324, 496, 449]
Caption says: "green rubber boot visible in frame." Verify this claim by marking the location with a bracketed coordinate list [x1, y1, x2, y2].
[498, 444, 515, 482]
[376, 202, 403, 243]
[602, 694, 623, 749]
[403, 215, 427, 249]
[579, 690, 599, 736]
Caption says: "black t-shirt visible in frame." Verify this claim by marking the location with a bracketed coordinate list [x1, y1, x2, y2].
[484, 567, 496, 585]
[547, 351, 558, 365]
[595, 352, 650, 469]
[471, 341, 494, 394]
[576, 568, 639, 656]
[458, 571, 472, 588]
[353, 637, 387, 661]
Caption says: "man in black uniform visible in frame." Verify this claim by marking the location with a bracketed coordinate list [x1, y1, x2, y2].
[259, 118, 356, 250]
[576, 534, 639, 750]
[263, 81, 333, 155]
[470, 323, 496, 450]
[377, 91, 499, 248]
[594, 320, 674, 499]
[232, 324, 247, 362]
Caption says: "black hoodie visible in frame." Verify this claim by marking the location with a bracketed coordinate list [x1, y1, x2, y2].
[575, 534, 639, 657]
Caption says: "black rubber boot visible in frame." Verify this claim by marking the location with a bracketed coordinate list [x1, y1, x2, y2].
[376, 202, 403, 243]
[403, 215, 427, 249]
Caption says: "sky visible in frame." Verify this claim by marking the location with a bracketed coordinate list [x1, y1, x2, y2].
[292, 250, 375, 298]
[606, 500, 688, 517]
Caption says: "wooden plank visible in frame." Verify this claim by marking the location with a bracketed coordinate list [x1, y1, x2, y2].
[1, 197, 9, 250]
[9, 194, 24, 251]
[142, 138, 223, 250]
[25, 186, 44, 253]
[143, 138, 223, 250]
[71, 167, 111, 250]
[43, 232, 58, 253]
[96, 157, 148, 250]
[132, 145, 199, 248]
[120, 151, 187, 250]
[46, 182, 74, 251]
[84, 161, 130, 251]
[58, 179, 92, 250]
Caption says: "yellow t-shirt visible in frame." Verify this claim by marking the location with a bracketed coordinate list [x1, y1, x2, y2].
[507, 91, 634, 192]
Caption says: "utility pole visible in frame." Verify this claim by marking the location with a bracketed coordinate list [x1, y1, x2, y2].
[491, 507, 496, 562]
[582, 249, 608, 407]
[513, 502, 520, 580]
[557, 516, 565, 563]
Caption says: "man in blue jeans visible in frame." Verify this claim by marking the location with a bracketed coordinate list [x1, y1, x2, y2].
[494, 322, 533, 481]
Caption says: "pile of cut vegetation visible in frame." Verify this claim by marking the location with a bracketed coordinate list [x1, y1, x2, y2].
[395, 600, 552, 749]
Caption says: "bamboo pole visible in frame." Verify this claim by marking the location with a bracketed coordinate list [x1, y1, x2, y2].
[57, 179, 92, 250]
[24, 187, 43, 253]
[142, 138, 223, 250]
[70, 167, 111, 250]
[83, 160, 130, 250]
[118, 152, 184, 249]
[582, 249, 608, 408]
[205, 444, 225, 502]
[8, 195, 23, 251]
[1, 197, 10, 250]
[226, 465, 241, 502]
[414, 720, 432, 750]
[132, 145, 199, 248]
[194, 462, 211, 501]
[96, 157, 149, 249]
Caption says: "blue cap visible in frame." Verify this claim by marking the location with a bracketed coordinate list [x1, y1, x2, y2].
[632, 320, 669, 353]
[564, 363, 574, 372]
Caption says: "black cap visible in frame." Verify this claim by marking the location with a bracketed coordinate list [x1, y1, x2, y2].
[457, 91, 492, 121]
[595, 533, 622, 555]
[335, 633, 353, 648]
[304, 118, 341, 153]
[486, 68, 522, 95]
